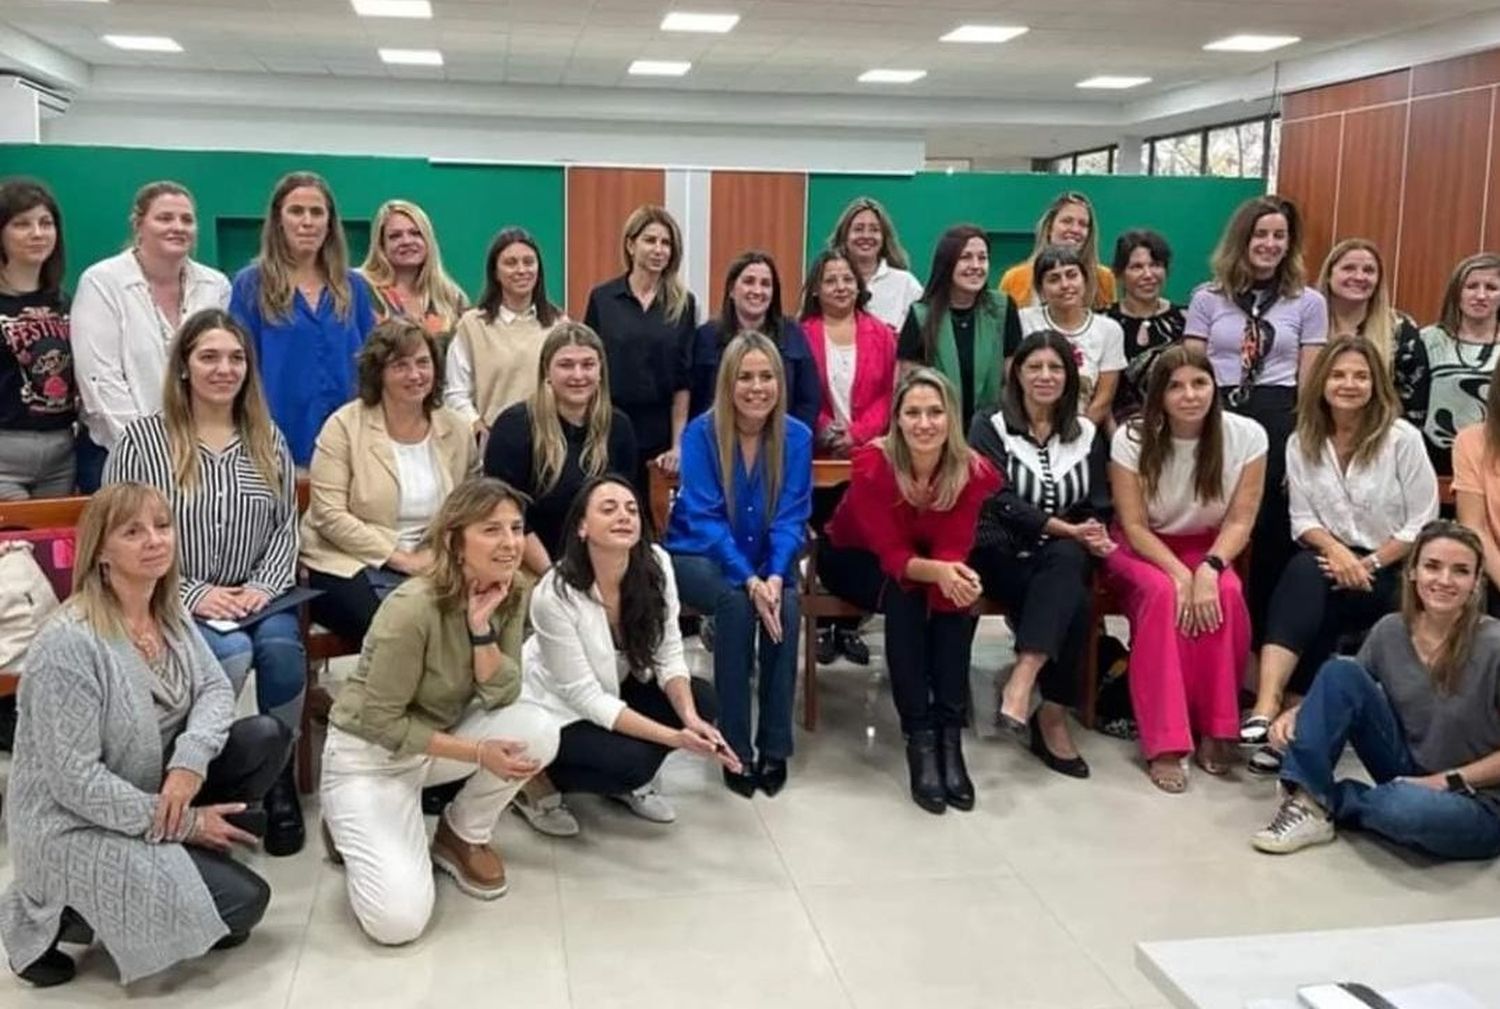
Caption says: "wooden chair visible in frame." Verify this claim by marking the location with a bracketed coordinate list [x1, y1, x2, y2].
[0, 496, 89, 701]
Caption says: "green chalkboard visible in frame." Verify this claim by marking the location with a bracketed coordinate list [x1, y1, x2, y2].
[807, 172, 1267, 304]
[0, 144, 565, 302]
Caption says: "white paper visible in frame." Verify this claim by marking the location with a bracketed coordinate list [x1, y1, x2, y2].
[1248, 984, 1486, 1009]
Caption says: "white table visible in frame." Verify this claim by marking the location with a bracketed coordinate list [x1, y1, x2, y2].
[1136, 917, 1500, 1009]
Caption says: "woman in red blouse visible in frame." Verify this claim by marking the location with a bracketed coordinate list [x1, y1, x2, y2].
[821, 367, 1001, 814]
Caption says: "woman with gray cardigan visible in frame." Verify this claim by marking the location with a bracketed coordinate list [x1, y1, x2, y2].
[0, 483, 291, 987]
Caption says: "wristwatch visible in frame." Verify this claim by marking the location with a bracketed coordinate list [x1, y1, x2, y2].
[468, 629, 498, 648]
[1363, 553, 1383, 573]
[1446, 771, 1475, 796]
[1202, 554, 1227, 574]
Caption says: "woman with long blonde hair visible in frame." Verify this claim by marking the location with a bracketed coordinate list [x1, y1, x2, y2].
[821, 368, 1000, 813]
[228, 171, 376, 466]
[1418, 252, 1500, 474]
[826, 196, 924, 329]
[999, 190, 1116, 308]
[359, 199, 467, 338]
[484, 322, 637, 576]
[105, 307, 306, 855]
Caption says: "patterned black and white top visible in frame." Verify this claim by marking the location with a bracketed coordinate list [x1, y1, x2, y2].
[968, 409, 1111, 555]
[104, 413, 299, 609]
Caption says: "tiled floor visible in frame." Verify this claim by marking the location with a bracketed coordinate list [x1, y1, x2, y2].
[2, 624, 1497, 1007]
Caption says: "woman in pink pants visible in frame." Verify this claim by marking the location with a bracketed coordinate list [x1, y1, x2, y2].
[1105, 345, 1267, 792]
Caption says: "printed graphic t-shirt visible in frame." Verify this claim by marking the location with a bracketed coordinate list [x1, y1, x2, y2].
[0, 289, 75, 431]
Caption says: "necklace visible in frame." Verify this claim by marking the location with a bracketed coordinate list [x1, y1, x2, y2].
[126, 618, 163, 661]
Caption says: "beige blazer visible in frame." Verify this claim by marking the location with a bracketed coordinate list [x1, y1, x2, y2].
[299, 399, 479, 578]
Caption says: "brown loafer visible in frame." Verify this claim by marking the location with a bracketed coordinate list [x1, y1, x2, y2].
[430, 816, 508, 900]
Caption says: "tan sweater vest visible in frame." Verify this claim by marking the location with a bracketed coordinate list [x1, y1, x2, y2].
[454, 308, 552, 425]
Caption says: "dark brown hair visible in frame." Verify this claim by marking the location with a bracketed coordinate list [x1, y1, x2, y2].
[356, 317, 444, 412]
[1128, 343, 1225, 504]
[476, 227, 560, 326]
[0, 177, 65, 296]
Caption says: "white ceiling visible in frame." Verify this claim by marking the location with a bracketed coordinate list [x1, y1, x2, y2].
[4, 0, 1500, 162]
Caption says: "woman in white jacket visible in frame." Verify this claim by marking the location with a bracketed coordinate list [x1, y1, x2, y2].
[517, 474, 740, 835]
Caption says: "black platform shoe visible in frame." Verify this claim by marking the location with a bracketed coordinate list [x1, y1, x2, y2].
[939, 726, 975, 810]
[263, 762, 306, 857]
[905, 730, 946, 814]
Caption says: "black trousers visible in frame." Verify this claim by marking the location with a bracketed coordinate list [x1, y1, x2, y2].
[546, 676, 720, 795]
[969, 538, 1090, 707]
[307, 568, 386, 644]
[818, 544, 977, 734]
[810, 482, 859, 633]
[1262, 548, 1402, 695]
[1223, 384, 1296, 644]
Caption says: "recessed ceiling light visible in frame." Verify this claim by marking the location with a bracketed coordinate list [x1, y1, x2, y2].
[379, 47, 443, 65]
[660, 12, 740, 33]
[629, 59, 692, 76]
[352, 0, 432, 17]
[1204, 34, 1300, 52]
[858, 69, 927, 84]
[102, 34, 182, 52]
[1077, 75, 1152, 89]
[940, 25, 1028, 44]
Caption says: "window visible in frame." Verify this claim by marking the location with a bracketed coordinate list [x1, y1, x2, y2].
[1074, 148, 1112, 175]
[1206, 120, 1267, 178]
[1267, 117, 1282, 186]
[1144, 115, 1279, 178]
[1152, 133, 1203, 176]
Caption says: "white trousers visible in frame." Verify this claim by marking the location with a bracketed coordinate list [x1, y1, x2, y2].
[319, 700, 559, 945]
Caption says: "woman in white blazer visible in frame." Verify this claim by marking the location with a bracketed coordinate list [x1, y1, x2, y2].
[516, 474, 740, 836]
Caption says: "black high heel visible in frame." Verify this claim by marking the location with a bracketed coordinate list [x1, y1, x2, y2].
[939, 727, 975, 810]
[1028, 714, 1090, 779]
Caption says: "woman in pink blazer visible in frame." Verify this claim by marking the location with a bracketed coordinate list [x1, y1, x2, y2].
[801, 247, 899, 664]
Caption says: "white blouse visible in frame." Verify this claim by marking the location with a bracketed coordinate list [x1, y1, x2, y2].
[1286, 419, 1439, 550]
[865, 259, 925, 331]
[1112, 412, 1268, 535]
[391, 436, 442, 550]
[825, 337, 857, 426]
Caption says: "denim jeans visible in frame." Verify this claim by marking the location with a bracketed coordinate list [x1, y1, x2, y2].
[671, 553, 798, 765]
[196, 607, 307, 737]
[1282, 657, 1500, 860]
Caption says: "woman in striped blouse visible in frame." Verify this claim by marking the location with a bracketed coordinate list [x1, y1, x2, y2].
[105, 307, 306, 857]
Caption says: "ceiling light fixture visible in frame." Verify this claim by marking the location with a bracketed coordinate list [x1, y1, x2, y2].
[1077, 75, 1152, 89]
[379, 47, 443, 65]
[940, 25, 1028, 44]
[660, 12, 740, 33]
[629, 59, 692, 76]
[352, 0, 432, 17]
[858, 69, 926, 84]
[102, 34, 182, 52]
[1203, 34, 1300, 52]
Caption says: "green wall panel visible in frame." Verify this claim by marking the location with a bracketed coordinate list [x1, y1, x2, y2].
[1, 144, 565, 301]
[806, 172, 1268, 304]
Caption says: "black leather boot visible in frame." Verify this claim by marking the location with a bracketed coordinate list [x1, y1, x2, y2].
[939, 726, 975, 810]
[263, 761, 305, 857]
[905, 730, 946, 814]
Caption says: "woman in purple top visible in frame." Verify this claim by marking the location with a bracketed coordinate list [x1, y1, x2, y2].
[1184, 196, 1328, 638]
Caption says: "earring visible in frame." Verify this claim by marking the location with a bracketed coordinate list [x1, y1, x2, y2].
[179, 371, 187, 381]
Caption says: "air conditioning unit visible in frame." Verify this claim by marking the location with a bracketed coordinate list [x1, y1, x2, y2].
[2, 74, 71, 118]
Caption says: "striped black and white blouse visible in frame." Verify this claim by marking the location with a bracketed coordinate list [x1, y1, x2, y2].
[104, 414, 299, 609]
[968, 409, 1111, 554]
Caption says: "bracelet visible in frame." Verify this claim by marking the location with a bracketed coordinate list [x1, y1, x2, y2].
[472, 739, 484, 765]
[469, 629, 498, 647]
[1363, 554, 1382, 572]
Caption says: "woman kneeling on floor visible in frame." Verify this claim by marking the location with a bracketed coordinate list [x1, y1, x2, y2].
[1, 483, 290, 988]
[1253, 520, 1500, 860]
[319, 477, 559, 946]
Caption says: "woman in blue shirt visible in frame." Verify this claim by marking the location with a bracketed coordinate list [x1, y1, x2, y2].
[686, 251, 821, 429]
[666, 331, 812, 798]
[229, 172, 376, 466]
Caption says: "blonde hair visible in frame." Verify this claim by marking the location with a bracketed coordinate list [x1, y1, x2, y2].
[1436, 252, 1500, 338]
[1028, 192, 1102, 304]
[360, 199, 467, 332]
[161, 309, 284, 491]
[426, 477, 531, 613]
[827, 197, 912, 271]
[621, 205, 690, 324]
[68, 483, 188, 638]
[256, 171, 354, 321]
[1401, 520, 1486, 695]
[1295, 336, 1400, 470]
[712, 332, 787, 517]
[1210, 195, 1307, 299]
[529, 323, 615, 495]
[1318, 238, 1398, 362]
[884, 367, 974, 512]
[127, 180, 193, 250]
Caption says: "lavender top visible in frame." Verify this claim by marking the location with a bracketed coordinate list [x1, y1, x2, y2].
[1184, 284, 1328, 388]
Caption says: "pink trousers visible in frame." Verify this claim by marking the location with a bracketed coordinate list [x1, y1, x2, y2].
[1102, 530, 1249, 759]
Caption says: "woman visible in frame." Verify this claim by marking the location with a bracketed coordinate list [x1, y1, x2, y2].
[484, 323, 637, 575]
[1184, 195, 1327, 637]
[520, 475, 739, 832]
[0, 483, 290, 987]
[1105, 229, 1185, 422]
[320, 478, 560, 944]
[228, 171, 377, 467]
[667, 333, 812, 797]
[1452, 372, 1500, 612]
[0, 177, 75, 499]
[826, 196, 925, 331]
[105, 308, 308, 856]
[1419, 252, 1500, 474]
[1015, 245, 1126, 427]
[1241, 337, 1438, 775]
[685, 250, 821, 430]
[898, 224, 1012, 432]
[999, 191, 1116, 309]
[1317, 238, 1427, 429]
[820, 368, 1001, 814]
[969, 331, 1113, 778]
[1106, 345, 1267, 793]
[1252, 521, 1500, 861]
[358, 199, 467, 339]
[72, 181, 232, 491]
[801, 248, 898, 458]
[301, 318, 479, 643]
[444, 227, 563, 438]
[584, 206, 697, 490]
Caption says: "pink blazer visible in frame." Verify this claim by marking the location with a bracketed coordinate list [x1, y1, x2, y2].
[803, 311, 898, 450]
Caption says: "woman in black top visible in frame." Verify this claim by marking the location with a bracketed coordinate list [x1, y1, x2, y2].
[0, 178, 75, 499]
[583, 205, 696, 497]
[484, 322, 638, 574]
[1105, 229, 1185, 423]
[968, 331, 1114, 777]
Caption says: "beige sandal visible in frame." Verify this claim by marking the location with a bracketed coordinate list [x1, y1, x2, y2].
[1148, 758, 1188, 794]
[1194, 739, 1232, 776]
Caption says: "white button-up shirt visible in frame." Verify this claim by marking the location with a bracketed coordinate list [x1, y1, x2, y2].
[1286, 418, 1438, 550]
[864, 258, 925, 331]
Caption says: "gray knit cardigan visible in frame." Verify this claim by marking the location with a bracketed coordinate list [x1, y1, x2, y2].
[0, 607, 235, 984]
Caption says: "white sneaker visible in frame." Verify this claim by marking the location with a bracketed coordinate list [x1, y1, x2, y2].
[1251, 792, 1335, 854]
[512, 790, 580, 837]
[610, 782, 677, 823]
